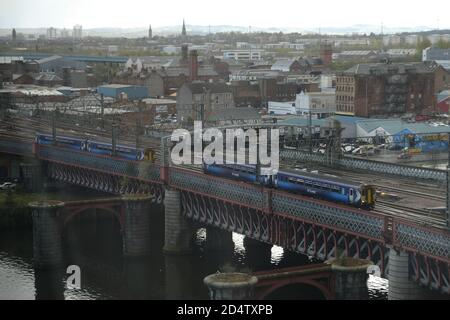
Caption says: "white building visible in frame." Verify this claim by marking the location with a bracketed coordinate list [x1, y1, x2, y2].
[404, 35, 421, 46]
[267, 91, 336, 117]
[223, 50, 264, 61]
[73, 25, 82, 40]
[60, 28, 70, 38]
[427, 34, 450, 45]
[320, 75, 336, 92]
[295, 91, 336, 118]
[46, 27, 57, 40]
[107, 45, 119, 55]
[236, 42, 250, 49]
[383, 35, 402, 46]
[162, 46, 179, 55]
[387, 48, 417, 58]
[268, 101, 296, 115]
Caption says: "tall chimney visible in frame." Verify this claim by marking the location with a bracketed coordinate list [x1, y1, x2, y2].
[190, 50, 198, 82]
[320, 42, 333, 66]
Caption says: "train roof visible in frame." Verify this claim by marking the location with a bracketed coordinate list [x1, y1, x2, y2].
[37, 133, 85, 141]
[87, 140, 143, 150]
[278, 168, 364, 188]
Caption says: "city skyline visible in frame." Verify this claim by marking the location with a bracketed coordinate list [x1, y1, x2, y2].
[0, 0, 449, 30]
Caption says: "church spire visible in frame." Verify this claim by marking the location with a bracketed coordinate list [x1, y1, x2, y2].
[182, 19, 187, 36]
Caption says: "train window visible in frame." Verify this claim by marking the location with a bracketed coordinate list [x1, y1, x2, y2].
[349, 189, 354, 196]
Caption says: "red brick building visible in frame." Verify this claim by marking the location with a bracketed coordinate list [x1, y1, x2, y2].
[336, 62, 440, 118]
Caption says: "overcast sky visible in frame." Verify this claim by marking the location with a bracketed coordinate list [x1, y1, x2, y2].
[0, 0, 448, 29]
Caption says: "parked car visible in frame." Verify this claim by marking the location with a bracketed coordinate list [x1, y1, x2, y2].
[398, 153, 412, 160]
[0, 182, 17, 190]
[387, 144, 403, 151]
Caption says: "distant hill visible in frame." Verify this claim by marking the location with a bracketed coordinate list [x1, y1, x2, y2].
[0, 25, 444, 38]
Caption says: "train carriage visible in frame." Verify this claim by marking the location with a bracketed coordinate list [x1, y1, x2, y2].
[35, 134, 86, 151]
[275, 169, 375, 209]
[36, 134, 156, 163]
[203, 163, 376, 209]
[86, 141, 144, 160]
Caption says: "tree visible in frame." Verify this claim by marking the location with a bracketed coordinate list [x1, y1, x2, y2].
[416, 38, 432, 52]
[415, 38, 432, 59]
[436, 39, 450, 49]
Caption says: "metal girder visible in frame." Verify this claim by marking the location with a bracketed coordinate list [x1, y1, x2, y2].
[281, 149, 447, 182]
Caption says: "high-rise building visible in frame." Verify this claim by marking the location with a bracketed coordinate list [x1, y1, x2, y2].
[46, 27, 57, 40]
[148, 25, 152, 39]
[60, 28, 70, 38]
[73, 25, 82, 40]
[12, 28, 16, 42]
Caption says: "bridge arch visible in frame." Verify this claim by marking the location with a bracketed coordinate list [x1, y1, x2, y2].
[62, 201, 124, 231]
[257, 279, 333, 300]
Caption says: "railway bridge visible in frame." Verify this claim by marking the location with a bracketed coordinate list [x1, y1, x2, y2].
[0, 130, 449, 300]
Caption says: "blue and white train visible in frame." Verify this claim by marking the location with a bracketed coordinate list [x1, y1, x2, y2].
[36, 134, 86, 151]
[35, 134, 156, 162]
[203, 163, 376, 209]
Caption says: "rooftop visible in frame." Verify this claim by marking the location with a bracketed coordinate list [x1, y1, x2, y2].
[356, 118, 450, 135]
[36, 55, 63, 64]
[0, 56, 24, 64]
[187, 82, 232, 94]
[142, 98, 176, 105]
[98, 84, 135, 89]
[343, 62, 439, 75]
[206, 107, 260, 122]
[0, 84, 64, 96]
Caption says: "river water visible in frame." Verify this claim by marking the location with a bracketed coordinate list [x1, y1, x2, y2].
[0, 205, 388, 300]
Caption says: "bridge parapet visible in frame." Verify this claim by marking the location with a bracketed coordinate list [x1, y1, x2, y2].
[272, 191, 385, 241]
[37, 144, 161, 182]
[169, 167, 266, 210]
[393, 220, 450, 260]
[0, 138, 34, 157]
[281, 149, 447, 182]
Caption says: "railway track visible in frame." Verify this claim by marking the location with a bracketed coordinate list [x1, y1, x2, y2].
[285, 161, 447, 200]
[1, 116, 448, 228]
[374, 184, 446, 201]
[375, 201, 447, 228]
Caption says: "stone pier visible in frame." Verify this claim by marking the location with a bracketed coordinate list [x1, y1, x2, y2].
[388, 248, 429, 300]
[163, 188, 194, 254]
[204, 273, 258, 300]
[30, 201, 64, 269]
[21, 161, 45, 193]
[327, 257, 372, 300]
[122, 195, 152, 257]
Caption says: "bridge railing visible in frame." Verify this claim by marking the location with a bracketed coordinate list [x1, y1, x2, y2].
[393, 219, 450, 261]
[281, 149, 447, 182]
[3, 138, 450, 265]
[0, 138, 34, 157]
[37, 144, 161, 183]
[169, 166, 268, 210]
[272, 190, 386, 241]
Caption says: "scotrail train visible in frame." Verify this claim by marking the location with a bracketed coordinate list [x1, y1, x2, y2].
[203, 163, 376, 209]
[35, 134, 156, 162]
[35, 133, 375, 209]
